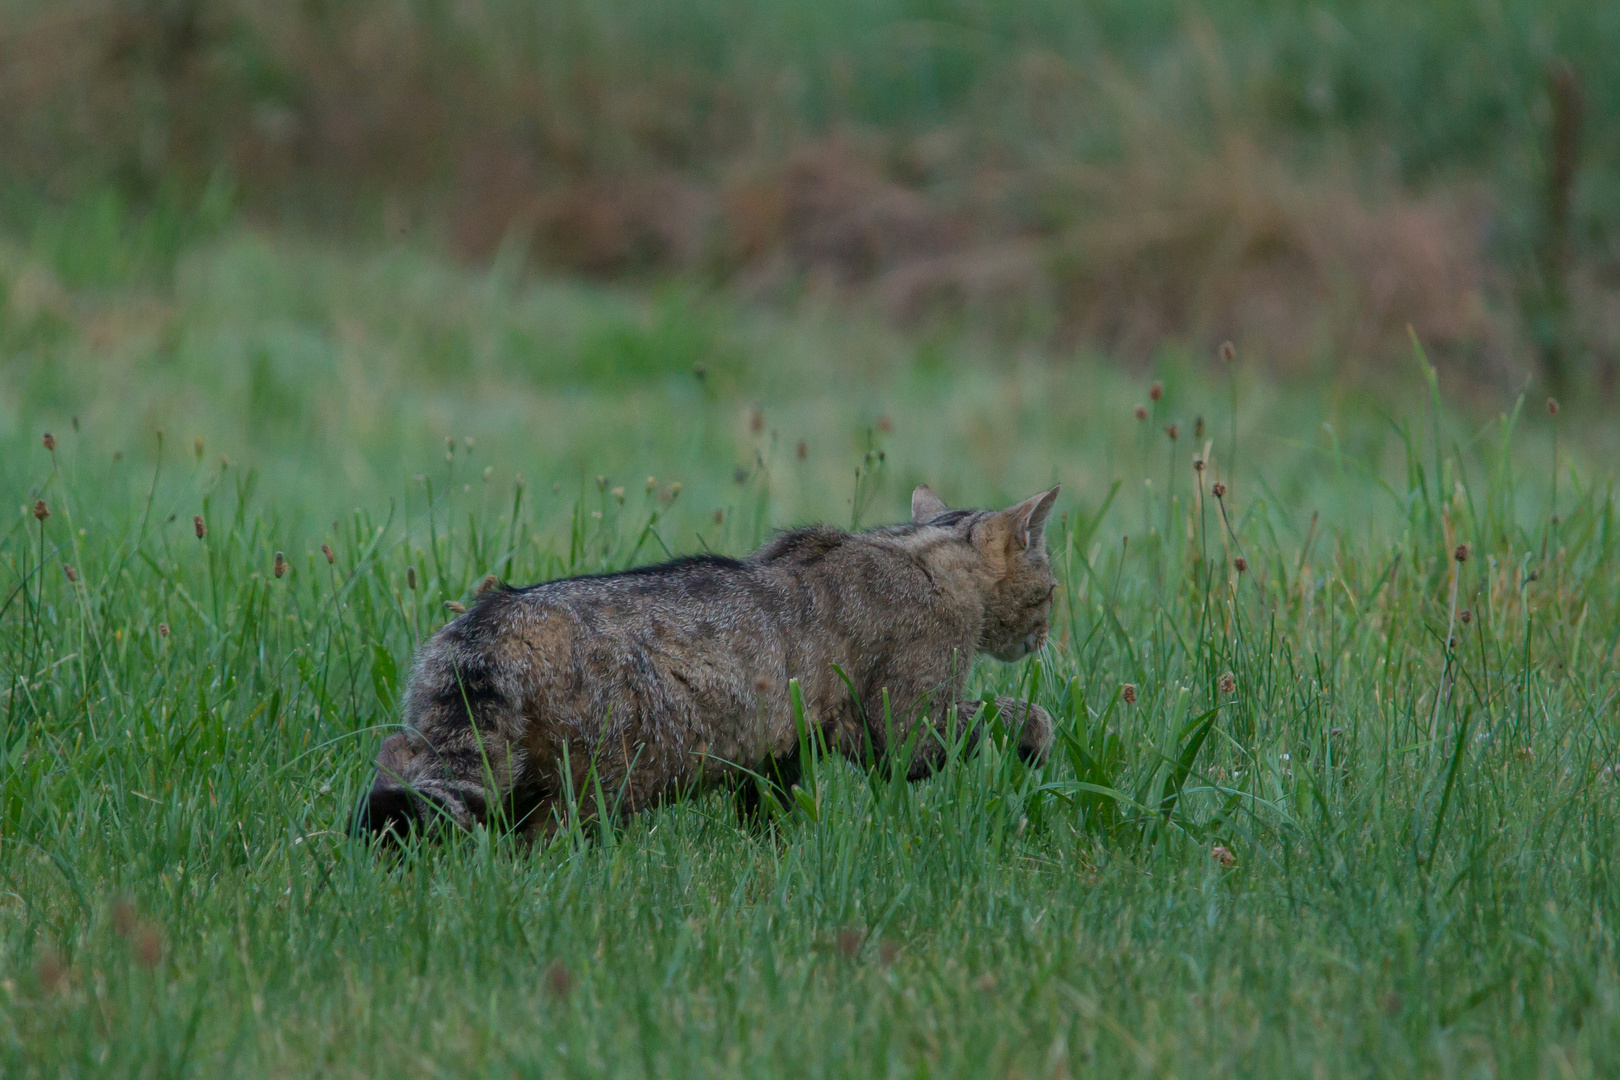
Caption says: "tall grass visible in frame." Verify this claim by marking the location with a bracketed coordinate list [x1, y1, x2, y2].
[6, 0, 1616, 196]
[3, 0, 1618, 376]
[2, 233, 1618, 1076]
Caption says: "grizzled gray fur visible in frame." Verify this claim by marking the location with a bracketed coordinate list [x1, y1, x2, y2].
[355, 484, 1058, 841]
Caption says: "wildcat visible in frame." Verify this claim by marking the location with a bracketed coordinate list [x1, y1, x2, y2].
[355, 484, 1058, 841]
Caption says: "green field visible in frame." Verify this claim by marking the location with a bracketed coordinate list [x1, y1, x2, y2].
[3, 229, 1618, 1077]
[6, 0, 1620, 390]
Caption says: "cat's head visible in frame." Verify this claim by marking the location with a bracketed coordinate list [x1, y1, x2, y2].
[911, 484, 1059, 661]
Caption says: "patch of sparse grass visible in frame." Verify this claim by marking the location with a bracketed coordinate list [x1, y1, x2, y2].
[2, 233, 1618, 1077]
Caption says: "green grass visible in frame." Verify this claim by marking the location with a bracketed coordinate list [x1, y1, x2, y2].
[9, 0, 1618, 201]
[7, 0, 1618, 317]
[3, 231, 1620, 1078]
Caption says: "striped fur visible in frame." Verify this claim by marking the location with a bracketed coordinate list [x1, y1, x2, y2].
[355, 484, 1059, 841]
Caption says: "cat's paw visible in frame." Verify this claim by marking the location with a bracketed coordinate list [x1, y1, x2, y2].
[991, 696, 1054, 764]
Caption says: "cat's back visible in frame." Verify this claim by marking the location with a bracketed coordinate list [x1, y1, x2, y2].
[438, 523, 951, 661]
[446, 554, 791, 663]
[407, 554, 792, 720]
[525, 554, 758, 610]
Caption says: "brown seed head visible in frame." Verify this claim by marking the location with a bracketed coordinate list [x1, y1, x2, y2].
[42, 432, 56, 451]
[406, 566, 417, 590]
[321, 543, 335, 564]
[194, 515, 206, 540]
[1134, 404, 1148, 422]
[273, 552, 288, 579]
[713, 508, 725, 525]
[134, 924, 163, 970]
[1122, 683, 1138, 705]
[876, 415, 893, 434]
[975, 972, 997, 993]
[1149, 381, 1163, 402]
[1165, 424, 1179, 441]
[1454, 544, 1469, 563]
[1218, 672, 1236, 694]
[35, 947, 66, 994]
[1193, 456, 1205, 472]
[1547, 397, 1560, 416]
[477, 573, 501, 595]
[1195, 415, 1205, 440]
[544, 959, 574, 999]
[158, 623, 170, 638]
[796, 439, 808, 461]
[33, 499, 49, 521]
[444, 600, 467, 614]
[1459, 609, 1473, 624]
[835, 928, 864, 959]
[1211, 844, 1237, 868]
[1219, 341, 1237, 363]
[63, 563, 78, 582]
[1234, 556, 1248, 573]
[1212, 481, 1227, 498]
[112, 897, 138, 938]
[749, 407, 765, 435]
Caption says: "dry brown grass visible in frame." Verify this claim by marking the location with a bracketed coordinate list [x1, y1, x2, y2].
[0, 0, 1601, 384]
[1042, 136, 1499, 370]
[695, 132, 1505, 375]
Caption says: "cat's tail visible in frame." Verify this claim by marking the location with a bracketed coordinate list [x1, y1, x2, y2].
[353, 610, 527, 842]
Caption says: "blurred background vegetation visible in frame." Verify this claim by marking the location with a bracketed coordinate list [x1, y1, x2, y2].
[7, 9, 1620, 1074]
[1, 0, 1616, 398]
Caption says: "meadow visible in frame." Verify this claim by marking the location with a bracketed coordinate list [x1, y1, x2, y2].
[2, 225, 1619, 1078]
[6, 0, 1620, 387]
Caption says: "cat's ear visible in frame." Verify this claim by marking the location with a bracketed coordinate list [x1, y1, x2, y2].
[1002, 486, 1059, 552]
[911, 484, 949, 521]
[974, 487, 1059, 562]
